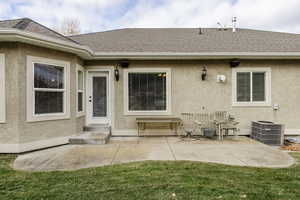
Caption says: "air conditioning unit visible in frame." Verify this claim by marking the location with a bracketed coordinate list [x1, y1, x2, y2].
[251, 121, 284, 146]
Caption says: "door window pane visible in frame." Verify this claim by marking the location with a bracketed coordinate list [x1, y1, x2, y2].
[252, 72, 265, 101]
[128, 72, 167, 111]
[78, 92, 83, 112]
[34, 63, 64, 89]
[93, 77, 107, 117]
[35, 91, 63, 114]
[236, 72, 250, 102]
[78, 71, 83, 90]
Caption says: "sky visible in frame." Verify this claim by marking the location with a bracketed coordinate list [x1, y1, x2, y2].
[1, 0, 300, 34]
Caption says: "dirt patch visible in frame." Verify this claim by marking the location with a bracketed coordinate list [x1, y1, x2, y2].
[281, 143, 300, 152]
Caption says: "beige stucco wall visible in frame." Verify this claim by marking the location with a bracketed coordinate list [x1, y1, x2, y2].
[86, 60, 300, 135]
[0, 43, 21, 144]
[0, 43, 85, 151]
[18, 44, 85, 143]
[1, 42, 300, 152]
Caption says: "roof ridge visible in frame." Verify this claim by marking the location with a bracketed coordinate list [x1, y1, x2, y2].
[69, 28, 131, 37]
[23, 18, 80, 44]
[0, 17, 27, 22]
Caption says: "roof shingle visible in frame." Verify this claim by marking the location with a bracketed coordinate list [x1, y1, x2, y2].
[70, 28, 300, 53]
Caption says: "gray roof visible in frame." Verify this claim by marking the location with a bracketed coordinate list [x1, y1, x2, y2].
[1, 18, 300, 54]
[70, 28, 300, 53]
[0, 18, 77, 44]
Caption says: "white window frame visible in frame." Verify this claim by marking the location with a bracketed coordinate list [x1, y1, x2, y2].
[232, 67, 271, 107]
[26, 56, 70, 122]
[0, 54, 5, 123]
[124, 68, 172, 115]
[76, 64, 85, 117]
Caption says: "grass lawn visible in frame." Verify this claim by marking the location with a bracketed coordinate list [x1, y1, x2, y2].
[0, 153, 299, 200]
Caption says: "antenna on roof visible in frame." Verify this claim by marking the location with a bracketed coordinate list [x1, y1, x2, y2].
[232, 17, 237, 32]
[217, 22, 226, 31]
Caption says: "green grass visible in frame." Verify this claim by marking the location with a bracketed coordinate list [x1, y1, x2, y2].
[0, 153, 299, 200]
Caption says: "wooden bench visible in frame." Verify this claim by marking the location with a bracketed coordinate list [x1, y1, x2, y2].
[136, 117, 182, 136]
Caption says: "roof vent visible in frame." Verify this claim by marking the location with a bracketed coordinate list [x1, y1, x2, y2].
[198, 28, 203, 35]
[13, 18, 31, 30]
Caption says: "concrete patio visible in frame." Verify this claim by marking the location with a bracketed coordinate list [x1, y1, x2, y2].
[13, 136, 295, 171]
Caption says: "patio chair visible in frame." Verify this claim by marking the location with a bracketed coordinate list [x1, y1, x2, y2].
[211, 111, 228, 140]
[220, 115, 239, 139]
[180, 113, 195, 137]
[194, 113, 214, 136]
[214, 111, 228, 122]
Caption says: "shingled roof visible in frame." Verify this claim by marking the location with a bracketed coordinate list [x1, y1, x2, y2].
[0, 18, 78, 44]
[70, 28, 300, 53]
[1, 18, 300, 54]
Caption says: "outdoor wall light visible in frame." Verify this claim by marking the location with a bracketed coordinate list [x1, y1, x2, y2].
[114, 68, 120, 81]
[230, 59, 240, 68]
[120, 60, 130, 68]
[201, 67, 207, 81]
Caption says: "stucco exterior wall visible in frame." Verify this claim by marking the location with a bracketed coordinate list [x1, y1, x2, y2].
[0, 43, 85, 152]
[0, 43, 21, 144]
[18, 44, 84, 143]
[1, 43, 300, 153]
[86, 60, 300, 135]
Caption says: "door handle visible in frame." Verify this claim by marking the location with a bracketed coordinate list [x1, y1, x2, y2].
[89, 96, 92, 102]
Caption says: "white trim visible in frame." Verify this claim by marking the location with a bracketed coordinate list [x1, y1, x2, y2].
[26, 56, 71, 122]
[123, 68, 172, 116]
[0, 54, 5, 123]
[2, 29, 300, 60]
[285, 129, 300, 135]
[85, 67, 115, 127]
[76, 64, 85, 117]
[112, 129, 138, 136]
[0, 135, 74, 153]
[232, 67, 272, 107]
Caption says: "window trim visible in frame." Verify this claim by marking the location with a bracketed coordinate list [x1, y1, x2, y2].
[76, 64, 85, 117]
[26, 56, 70, 122]
[123, 68, 172, 115]
[0, 54, 5, 123]
[232, 67, 271, 107]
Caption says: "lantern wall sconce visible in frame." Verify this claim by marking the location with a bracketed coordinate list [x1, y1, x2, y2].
[230, 59, 240, 68]
[114, 60, 130, 82]
[114, 68, 120, 81]
[201, 67, 207, 81]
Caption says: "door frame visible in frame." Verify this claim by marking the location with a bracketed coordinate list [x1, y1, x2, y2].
[85, 67, 114, 127]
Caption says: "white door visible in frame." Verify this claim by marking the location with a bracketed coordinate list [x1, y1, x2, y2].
[86, 72, 110, 125]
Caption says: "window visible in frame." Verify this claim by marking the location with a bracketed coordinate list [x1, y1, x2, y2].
[0, 54, 5, 123]
[34, 63, 64, 114]
[232, 68, 271, 107]
[124, 68, 171, 115]
[27, 56, 70, 122]
[76, 65, 85, 116]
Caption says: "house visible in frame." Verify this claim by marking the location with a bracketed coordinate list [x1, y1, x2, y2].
[1, 18, 300, 153]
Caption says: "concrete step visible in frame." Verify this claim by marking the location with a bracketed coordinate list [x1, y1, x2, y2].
[84, 124, 111, 133]
[69, 131, 110, 145]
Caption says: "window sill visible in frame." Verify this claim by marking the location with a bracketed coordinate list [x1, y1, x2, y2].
[26, 113, 70, 122]
[232, 102, 272, 107]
